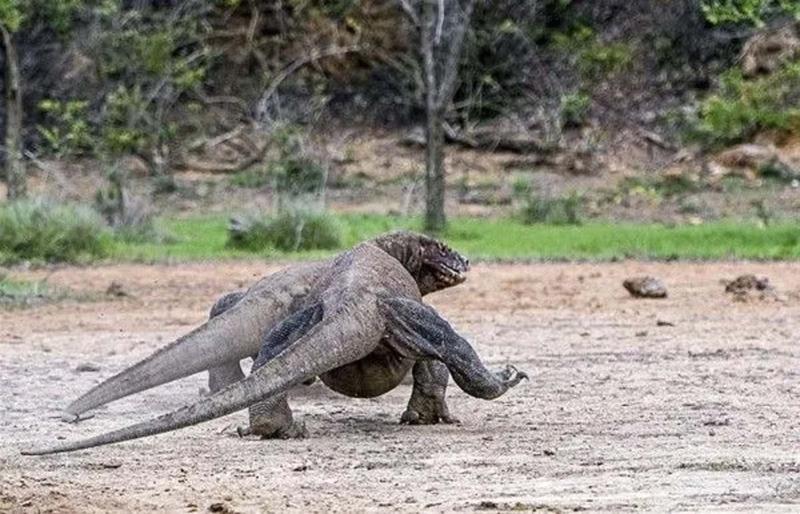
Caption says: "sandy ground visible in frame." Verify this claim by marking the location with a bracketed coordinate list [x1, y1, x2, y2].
[1, 261, 799, 513]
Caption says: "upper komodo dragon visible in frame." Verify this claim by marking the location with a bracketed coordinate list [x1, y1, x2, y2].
[23, 231, 527, 455]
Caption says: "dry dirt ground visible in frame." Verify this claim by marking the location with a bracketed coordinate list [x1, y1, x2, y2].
[1, 261, 799, 513]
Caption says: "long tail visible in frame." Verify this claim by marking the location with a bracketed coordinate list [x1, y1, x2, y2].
[65, 294, 287, 417]
[25, 308, 380, 455]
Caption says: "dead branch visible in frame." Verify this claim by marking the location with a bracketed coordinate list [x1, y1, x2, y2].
[397, 0, 420, 25]
[255, 45, 362, 124]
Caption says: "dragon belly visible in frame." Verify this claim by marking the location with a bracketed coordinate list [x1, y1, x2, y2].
[320, 343, 414, 398]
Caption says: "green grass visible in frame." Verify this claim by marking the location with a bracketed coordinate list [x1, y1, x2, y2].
[106, 213, 800, 262]
[0, 275, 70, 308]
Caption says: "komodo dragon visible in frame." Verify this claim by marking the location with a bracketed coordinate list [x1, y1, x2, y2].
[62, 231, 465, 421]
[59, 232, 472, 434]
[24, 232, 527, 455]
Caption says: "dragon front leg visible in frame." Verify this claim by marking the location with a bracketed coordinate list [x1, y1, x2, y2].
[380, 296, 528, 401]
[401, 359, 459, 425]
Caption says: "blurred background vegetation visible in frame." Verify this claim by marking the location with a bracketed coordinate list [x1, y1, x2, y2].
[1, 0, 799, 263]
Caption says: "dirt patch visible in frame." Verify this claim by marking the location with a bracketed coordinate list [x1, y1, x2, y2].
[2, 261, 800, 512]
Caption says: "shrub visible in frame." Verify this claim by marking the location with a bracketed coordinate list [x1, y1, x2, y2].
[270, 155, 326, 197]
[0, 200, 109, 263]
[519, 192, 583, 226]
[95, 169, 164, 243]
[693, 62, 800, 146]
[560, 92, 591, 128]
[227, 209, 343, 252]
[230, 168, 270, 189]
[0, 275, 71, 309]
[36, 99, 94, 157]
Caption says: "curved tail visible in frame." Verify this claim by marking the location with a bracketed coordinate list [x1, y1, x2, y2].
[25, 310, 376, 455]
[65, 295, 286, 417]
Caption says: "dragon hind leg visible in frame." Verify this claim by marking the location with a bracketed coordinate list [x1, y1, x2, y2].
[236, 302, 323, 439]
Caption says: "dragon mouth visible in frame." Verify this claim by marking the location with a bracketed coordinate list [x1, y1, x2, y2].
[436, 264, 467, 285]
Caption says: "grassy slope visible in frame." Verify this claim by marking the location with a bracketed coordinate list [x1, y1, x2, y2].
[108, 214, 800, 262]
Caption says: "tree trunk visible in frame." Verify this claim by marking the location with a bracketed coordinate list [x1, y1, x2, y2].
[424, 104, 446, 232]
[1, 24, 24, 199]
[421, 0, 446, 232]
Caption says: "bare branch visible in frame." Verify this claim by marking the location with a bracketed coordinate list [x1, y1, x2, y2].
[255, 45, 362, 125]
[397, 0, 420, 25]
[435, 0, 445, 45]
[435, 0, 476, 109]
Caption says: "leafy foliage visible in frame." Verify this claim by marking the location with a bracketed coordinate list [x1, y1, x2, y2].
[693, 62, 800, 145]
[702, 0, 800, 26]
[36, 99, 93, 157]
[518, 192, 583, 225]
[0, 0, 23, 31]
[0, 200, 109, 263]
[227, 209, 343, 252]
[560, 92, 591, 127]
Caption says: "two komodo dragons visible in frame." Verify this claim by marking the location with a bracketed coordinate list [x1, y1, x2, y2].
[24, 231, 527, 455]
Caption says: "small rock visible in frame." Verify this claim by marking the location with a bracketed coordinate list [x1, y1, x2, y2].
[724, 274, 781, 302]
[623, 276, 668, 298]
[656, 320, 675, 327]
[724, 274, 771, 294]
[106, 281, 128, 297]
[75, 363, 101, 373]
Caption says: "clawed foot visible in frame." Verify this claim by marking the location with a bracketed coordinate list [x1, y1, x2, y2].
[497, 364, 528, 388]
[401, 408, 460, 425]
[237, 421, 308, 439]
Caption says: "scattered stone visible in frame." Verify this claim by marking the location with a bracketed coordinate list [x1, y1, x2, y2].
[208, 503, 237, 514]
[623, 276, 668, 299]
[724, 274, 779, 302]
[725, 274, 771, 293]
[75, 363, 101, 373]
[106, 281, 128, 297]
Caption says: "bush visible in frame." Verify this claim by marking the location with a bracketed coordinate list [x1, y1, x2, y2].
[560, 92, 591, 128]
[693, 62, 800, 146]
[519, 192, 583, 226]
[227, 209, 343, 252]
[0, 200, 109, 263]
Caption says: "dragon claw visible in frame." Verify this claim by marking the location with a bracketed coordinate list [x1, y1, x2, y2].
[497, 364, 528, 388]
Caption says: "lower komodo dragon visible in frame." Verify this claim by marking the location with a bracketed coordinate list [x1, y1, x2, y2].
[23, 231, 527, 455]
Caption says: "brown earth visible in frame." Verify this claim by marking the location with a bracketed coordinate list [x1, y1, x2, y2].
[1, 261, 800, 512]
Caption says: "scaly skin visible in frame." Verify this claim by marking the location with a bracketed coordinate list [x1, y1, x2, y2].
[61, 231, 467, 421]
[24, 240, 526, 455]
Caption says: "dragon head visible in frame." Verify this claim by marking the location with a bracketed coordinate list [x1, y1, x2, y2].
[371, 231, 470, 295]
